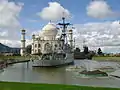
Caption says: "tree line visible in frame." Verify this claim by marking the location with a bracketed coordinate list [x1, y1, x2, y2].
[74, 46, 103, 56]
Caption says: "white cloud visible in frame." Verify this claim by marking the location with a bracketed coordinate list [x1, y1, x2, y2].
[30, 30, 41, 36]
[102, 46, 120, 53]
[0, 0, 24, 47]
[74, 21, 120, 53]
[0, 39, 21, 47]
[26, 39, 32, 46]
[38, 2, 71, 21]
[86, 0, 119, 18]
[0, 0, 23, 28]
[0, 31, 8, 37]
[0, 39, 32, 48]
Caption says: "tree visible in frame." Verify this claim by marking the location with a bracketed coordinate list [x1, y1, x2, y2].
[74, 47, 80, 53]
[97, 48, 102, 55]
[26, 45, 32, 54]
[83, 46, 89, 54]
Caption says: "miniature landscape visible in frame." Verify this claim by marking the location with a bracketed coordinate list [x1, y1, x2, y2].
[1, 0, 120, 90]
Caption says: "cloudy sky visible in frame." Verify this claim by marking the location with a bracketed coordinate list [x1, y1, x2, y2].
[0, 0, 120, 53]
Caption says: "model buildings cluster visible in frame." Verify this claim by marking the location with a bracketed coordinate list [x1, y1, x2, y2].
[20, 22, 73, 56]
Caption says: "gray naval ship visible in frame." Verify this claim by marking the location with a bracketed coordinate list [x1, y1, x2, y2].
[31, 17, 74, 67]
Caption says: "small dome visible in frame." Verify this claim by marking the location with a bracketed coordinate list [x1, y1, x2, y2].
[42, 22, 58, 36]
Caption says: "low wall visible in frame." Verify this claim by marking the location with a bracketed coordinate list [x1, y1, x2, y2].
[0, 59, 30, 69]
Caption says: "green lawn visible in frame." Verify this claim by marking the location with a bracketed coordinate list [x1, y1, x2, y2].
[0, 81, 120, 90]
[93, 56, 120, 61]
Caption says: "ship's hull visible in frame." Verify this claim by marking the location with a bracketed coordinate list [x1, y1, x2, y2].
[31, 53, 74, 67]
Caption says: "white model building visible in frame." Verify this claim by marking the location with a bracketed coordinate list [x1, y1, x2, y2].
[20, 29, 26, 56]
[20, 22, 73, 56]
[20, 17, 74, 66]
[31, 22, 69, 55]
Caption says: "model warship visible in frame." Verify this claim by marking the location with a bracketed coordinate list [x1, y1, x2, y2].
[30, 17, 74, 67]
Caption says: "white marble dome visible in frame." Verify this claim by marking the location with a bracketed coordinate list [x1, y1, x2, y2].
[42, 22, 58, 36]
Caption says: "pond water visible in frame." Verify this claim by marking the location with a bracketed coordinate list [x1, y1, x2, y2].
[0, 60, 120, 88]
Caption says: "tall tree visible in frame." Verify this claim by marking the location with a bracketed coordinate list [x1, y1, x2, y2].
[74, 47, 81, 54]
[26, 45, 32, 54]
[97, 48, 102, 55]
[75, 47, 80, 52]
[83, 46, 89, 54]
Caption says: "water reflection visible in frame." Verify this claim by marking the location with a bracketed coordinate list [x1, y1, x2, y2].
[32, 67, 67, 84]
[0, 60, 120, 88]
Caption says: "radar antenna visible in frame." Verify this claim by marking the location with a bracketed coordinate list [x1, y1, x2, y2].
[57, 17, 72, 45]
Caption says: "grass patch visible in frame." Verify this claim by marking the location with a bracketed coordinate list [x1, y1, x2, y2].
[93, 56, 120, 61]
[0, 81, 120, 90]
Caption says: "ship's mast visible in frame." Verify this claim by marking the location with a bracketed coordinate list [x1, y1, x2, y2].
[58, 17, 71, 45]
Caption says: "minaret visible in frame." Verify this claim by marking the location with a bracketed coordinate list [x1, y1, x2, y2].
[20, 29, 26, 56]
[69, 29, 73, 49]
[32, 34, 35, 54]
[73, 38, 75, 49]
[83, 39, 87, 48]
